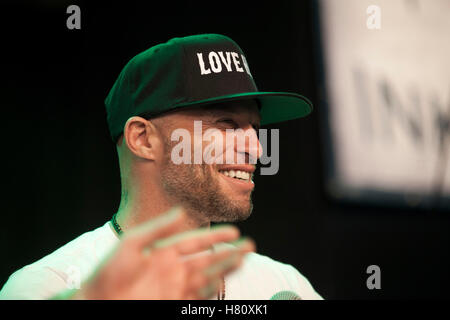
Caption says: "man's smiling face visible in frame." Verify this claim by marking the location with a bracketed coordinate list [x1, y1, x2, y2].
[156, 99, 262, 224]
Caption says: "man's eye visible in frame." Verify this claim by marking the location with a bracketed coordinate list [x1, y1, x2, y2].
[218, 119, 238, 128]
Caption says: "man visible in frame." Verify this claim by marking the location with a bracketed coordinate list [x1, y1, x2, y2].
[0, 34, 322, 300]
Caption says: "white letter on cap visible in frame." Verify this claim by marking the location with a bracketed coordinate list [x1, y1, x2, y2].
[241, 54, 252, 77]
[218, 52, 233, 72]
[197, 53, 211, 75]
[231, 52, 244, 72]
[208, 52, 222, 73]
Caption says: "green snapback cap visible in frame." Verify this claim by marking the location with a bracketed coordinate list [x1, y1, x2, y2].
[105, 34, 312, 142]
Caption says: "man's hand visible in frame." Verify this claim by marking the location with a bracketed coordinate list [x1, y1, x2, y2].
[66, 207, 255, 300]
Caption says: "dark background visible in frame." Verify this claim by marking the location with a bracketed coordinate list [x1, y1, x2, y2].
[1, 0, 449, 299]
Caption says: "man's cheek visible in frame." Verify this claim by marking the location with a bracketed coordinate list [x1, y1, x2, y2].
[202, 128, 225, 164]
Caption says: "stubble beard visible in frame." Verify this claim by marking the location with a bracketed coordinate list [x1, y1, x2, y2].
[159, 137, 253, 224]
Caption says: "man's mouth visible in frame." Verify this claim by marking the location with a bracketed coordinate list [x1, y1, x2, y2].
[217, 165, 256, 184]
[219, 169, 252, 182]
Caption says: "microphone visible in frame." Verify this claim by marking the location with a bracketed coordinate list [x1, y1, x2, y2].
[270, 291, 302, 300]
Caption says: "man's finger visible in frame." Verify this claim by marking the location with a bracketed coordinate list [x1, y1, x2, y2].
[184, 241, 254, 299]
[197, 278, 222, 300]
[155, 224, 241, 255]
[184, 238, 255, 275]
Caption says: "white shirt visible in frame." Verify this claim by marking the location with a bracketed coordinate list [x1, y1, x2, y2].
[0, 222, 323, 300]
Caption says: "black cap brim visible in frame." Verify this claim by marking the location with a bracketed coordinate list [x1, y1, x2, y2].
[172, 91, 313, 126]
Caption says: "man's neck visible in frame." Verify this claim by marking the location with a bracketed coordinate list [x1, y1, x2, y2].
[115, 195, 209, 233]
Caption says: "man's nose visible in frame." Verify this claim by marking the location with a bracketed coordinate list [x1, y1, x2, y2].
[235, 127, 263, 163]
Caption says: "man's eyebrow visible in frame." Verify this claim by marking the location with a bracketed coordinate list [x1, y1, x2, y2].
[205, 107, 261, 124]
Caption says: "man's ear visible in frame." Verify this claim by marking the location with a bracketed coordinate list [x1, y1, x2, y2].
[123, 116, 162, 160]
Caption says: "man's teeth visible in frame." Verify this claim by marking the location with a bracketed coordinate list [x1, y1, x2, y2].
[220, 170, 251, 181]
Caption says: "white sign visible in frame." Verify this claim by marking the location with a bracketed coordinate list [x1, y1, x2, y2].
[319, 0, 450, 206]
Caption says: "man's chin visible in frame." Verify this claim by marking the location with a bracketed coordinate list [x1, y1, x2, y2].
[210, 199, 253, 222]
[216, 172, 255, 198]
[160, 162, 253, 223]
